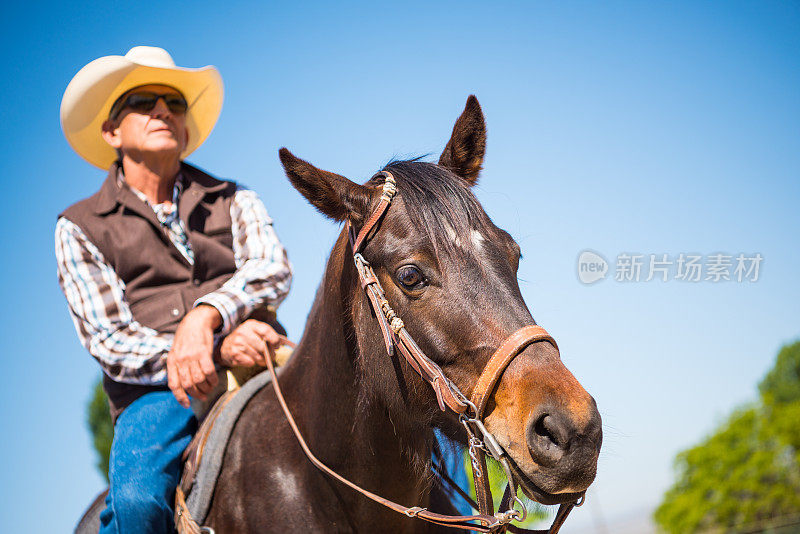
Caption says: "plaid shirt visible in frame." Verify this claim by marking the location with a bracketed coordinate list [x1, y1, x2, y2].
[55, 175, 292, 386]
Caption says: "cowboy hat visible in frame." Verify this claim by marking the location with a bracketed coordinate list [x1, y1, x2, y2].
[60, 46, 224, 170]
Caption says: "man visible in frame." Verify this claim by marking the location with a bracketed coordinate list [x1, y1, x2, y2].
[57, 46, 292, 533]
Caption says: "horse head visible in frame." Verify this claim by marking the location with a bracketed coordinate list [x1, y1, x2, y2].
[279, 96, 601, 508]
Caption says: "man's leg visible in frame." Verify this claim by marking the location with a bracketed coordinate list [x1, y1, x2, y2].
[99, 390, 197, 534]
[433, 429, 473, 515]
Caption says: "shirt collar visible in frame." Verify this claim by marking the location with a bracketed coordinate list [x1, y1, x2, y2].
[94, 161, 228, 215]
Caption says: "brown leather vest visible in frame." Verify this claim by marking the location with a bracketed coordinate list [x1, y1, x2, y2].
[61, 161, 238, 420]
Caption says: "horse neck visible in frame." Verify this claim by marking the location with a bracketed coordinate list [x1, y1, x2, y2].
[281, 230, 433, 509]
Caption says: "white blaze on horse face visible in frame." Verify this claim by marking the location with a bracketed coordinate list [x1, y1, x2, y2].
[443, 222, 462, 248]
[470, 229, 486, 250]
[442, 222, 488, 253]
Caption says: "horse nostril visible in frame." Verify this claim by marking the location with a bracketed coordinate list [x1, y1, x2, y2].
[527, 412, 568, 466]
[534, 414, 560, 447]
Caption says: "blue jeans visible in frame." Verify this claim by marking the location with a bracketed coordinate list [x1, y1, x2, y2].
[99, 391, 197, 534]
[434, 430, 472, 515]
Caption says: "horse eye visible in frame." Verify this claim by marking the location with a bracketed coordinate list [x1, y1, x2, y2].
[396, 265, 425, 289]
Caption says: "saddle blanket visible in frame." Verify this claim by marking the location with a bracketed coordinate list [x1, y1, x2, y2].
[181, 368, 278, 524]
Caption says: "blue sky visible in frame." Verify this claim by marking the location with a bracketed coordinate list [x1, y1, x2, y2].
[1, 2, 798, 532]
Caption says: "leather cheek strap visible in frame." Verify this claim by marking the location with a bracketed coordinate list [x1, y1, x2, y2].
[470, 325, 558, 419]
[350, 170, 396, 254]
[467, 325, 559, 522]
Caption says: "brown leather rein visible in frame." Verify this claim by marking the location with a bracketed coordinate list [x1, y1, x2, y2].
[264, 171, 584, 533]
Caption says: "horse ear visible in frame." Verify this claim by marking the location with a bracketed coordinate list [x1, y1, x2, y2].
[279, 148, 371, 223]
[438, 95, 486, 186]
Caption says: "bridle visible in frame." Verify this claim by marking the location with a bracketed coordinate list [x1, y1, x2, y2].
[265, 171, 585, 533]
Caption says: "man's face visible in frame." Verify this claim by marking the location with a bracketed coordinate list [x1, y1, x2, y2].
[102, 84, 189, 161]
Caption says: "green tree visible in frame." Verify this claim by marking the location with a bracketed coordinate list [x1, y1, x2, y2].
[654, 341, 800, 533]
[759, 341, 800, 407]
[87, 377, 113, 481]
[464, 453, 548, 526]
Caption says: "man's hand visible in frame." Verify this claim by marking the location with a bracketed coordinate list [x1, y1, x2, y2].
[218, 319, 281, 368]
[167, 305, 221, 408]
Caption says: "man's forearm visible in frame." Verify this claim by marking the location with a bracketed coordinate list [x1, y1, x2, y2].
[192, 303, 223, 331]
[193, 257, 291, 334]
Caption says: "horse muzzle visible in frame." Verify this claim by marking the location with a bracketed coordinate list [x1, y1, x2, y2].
[484, 343, 602, 499]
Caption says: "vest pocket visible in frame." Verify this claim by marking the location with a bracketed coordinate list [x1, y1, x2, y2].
[129, 290, 186, 333]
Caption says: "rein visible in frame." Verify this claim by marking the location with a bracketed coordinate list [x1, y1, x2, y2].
[265, 171, 583, 533]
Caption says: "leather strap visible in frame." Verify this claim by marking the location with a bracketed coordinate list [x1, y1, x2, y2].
[347, 171, 469, 413]
[435, 459, 578, 534]
[504, 502, 576, 534]
[470, 325, 557, 419]
[175, 486, 204, 534]
[473, 448, 494, 516]
[350, 170, 396, 254]
[467, 325, 558, 518]
[362, 270, 396, 357]
[395, 329, 469, 414]
[352, 246, 470, 414]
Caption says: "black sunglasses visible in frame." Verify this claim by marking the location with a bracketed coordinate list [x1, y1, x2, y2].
[110, 91, 188, 120]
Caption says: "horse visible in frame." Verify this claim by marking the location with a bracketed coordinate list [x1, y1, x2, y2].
[199, 95, 602, 532]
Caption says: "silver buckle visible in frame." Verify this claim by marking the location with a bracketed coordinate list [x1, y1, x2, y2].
[460, 413, 528, 524]
[460, 415, 505, 462]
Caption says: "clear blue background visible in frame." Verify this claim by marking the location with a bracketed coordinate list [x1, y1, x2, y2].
[1, 2, 798, 532]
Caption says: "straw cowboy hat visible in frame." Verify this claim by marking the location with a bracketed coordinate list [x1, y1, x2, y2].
[60, 46, 224, 169]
